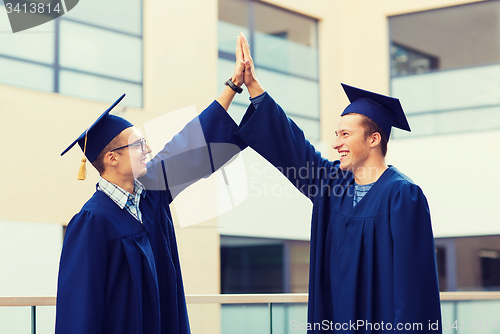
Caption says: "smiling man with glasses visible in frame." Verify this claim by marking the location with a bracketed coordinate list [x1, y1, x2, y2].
[55, 37, 248, 334]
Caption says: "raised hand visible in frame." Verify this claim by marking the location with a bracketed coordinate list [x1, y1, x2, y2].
[239, 32, 265, 97]
[216, 35, 246, 110]
[231, 35, 245, 87]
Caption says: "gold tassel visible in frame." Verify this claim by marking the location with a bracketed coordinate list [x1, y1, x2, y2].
[77, 158, 87, 180]
[77, 129, 89, 180]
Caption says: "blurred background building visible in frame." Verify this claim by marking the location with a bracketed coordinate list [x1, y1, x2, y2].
[1, 0, 499, 333]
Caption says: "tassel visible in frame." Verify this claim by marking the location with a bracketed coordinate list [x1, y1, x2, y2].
[77, 157, 87, 180]
[77, 129, 89, 180]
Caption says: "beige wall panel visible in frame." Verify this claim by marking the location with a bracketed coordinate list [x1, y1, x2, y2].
[187, 304, 221, 334]
[143, 0, 222, 330]
[143, 0, 220, 116]
[1, 85, 121, 223]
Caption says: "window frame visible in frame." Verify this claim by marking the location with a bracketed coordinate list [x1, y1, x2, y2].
[0, 2, 144, 107]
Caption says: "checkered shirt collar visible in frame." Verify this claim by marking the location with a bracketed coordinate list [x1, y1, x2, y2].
[98, 176, 146, 210]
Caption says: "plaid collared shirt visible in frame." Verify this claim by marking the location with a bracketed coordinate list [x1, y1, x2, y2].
[98, 176, 146, 223]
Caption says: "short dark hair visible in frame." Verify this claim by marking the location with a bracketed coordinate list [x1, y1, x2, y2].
[91, 134, 124, 174]
[356, 114, 388, 157]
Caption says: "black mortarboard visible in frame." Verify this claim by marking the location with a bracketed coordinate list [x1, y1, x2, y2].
[61, 94, 132, 179]
[340, 83, 410, 141]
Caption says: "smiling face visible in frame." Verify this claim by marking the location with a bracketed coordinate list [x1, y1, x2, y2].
[113, 127, 151, 179]
[332, 113, 372, 172]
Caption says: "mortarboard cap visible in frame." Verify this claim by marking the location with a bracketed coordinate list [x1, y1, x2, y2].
[340, 83, 410, 141]
[61, 94, 132, 179]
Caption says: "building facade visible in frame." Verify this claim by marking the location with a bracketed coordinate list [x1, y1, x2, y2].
[0, 0, 499, 332]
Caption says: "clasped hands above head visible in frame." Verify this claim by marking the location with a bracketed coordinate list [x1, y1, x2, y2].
[229, 33, 265, 98]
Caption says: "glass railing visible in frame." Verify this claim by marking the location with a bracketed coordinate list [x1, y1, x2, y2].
[440, 292, 500, 334]
[0, 297, 56, 334]
[1, 292, 500, 334]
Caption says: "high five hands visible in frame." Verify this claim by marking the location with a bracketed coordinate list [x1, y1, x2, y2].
[217, 33, 264, 110]
[232, 33, 265, 98]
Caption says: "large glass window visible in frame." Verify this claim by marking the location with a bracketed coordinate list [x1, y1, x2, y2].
[0, 0, 143, 107]
[218, 0, 320, 141]
[220, 236, 310, 294]
[221, 243, 284, 293]
[389, 1, 500, 138]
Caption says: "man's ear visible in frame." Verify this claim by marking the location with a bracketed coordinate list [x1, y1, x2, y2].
[103, 151, 119, 169]
[370, 132, 382, 148]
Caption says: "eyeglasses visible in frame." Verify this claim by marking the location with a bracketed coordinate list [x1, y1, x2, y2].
[110, 138, 147, 152]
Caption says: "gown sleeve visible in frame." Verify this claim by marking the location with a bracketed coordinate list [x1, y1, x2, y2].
[236, 92, 338, 201]
[390, 182, 442, 332]
[55, 211, 108, 334]
[139, 99, 247, 203]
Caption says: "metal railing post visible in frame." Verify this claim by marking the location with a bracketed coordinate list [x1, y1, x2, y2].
[453, 301, 458, 334]
[31, 305, 36, 334]
[269, 302, 273, 334]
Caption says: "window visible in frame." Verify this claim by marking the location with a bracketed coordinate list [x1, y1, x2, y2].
[389, 1, 500, 138]
[218, 0, 320, 141]
[221, 237, 285, 293]
[391, 43, 439, 77]
[220, 236, 310, 294]
[479, 249, 500, 290]
[0, 0, 143, 107]
[390, 1, 500, 76]
[435, 246, 447, 291]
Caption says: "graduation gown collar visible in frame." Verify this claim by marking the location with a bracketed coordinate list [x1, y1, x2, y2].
[92, 187, 149, 232]
[343, 165, 398, 217]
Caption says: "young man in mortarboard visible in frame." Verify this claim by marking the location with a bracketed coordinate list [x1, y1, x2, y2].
[234, 33, 442, 333]
[55, 37, 248, 334]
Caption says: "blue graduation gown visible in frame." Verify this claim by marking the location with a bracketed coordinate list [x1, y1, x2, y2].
[56, 100, 246, 334]
[235, 93, 442, 333]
